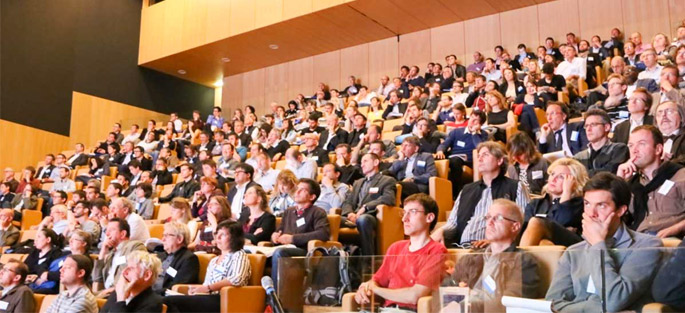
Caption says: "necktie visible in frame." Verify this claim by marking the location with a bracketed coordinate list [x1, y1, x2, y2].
[554, 130, 563, 151]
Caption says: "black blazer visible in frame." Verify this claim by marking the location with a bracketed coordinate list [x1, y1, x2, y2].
[151, 170, 173, 186]
[318, 128, 349, 152]
[302, 147, 330, 167]
[101, 287, 163, 313]
[239, 207, 276, 244]
[341, 173, 396, 216]
[159, 179, 200, 203]
[498, 80, 525, 98]
[612, 115, 654, 144]
[67, 153, 89, 168]
[198, 141, 216, 153]
[36, 165, 55, 179]
[538, 122, 588, 155]
[157, 247, 199, 293]
[382, 102, 408, 119]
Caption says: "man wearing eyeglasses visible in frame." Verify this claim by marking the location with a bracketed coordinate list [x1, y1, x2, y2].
[442, 199, 540, 312]
[538, 102, 588, 156]
[612, 88, 654, 144]
[657, 64, 685, 105]
[152, 222, 198, 295]
[64, 201, 100, 247]
[226, 163, 258, 220]
[158, 163, 200, 203]
[573, 109, 629, 176]
[0, 260, 35, 313]
[654, 101, 685, 161]
[355, 193, 445, 310]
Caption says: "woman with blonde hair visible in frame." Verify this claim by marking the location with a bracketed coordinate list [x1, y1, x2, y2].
[520, 158, 588, 246]
[239, 185, 276, 245]
[506, 132, 549, 195]
[484, 90, 515, 142]
[269, 170, 297, 216]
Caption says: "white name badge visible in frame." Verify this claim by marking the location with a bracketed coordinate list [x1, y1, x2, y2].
[483, 275, 497, 294]
[311, 156, 319, 161]
[38, 258, 46, 265]
[535, 213, 548, 218]
[166, 267, 178, 278]
[518, 86, 524, 91]
[114, 255, 127, 267]
[457, 141, 466, 147]
[532, 170, 544, 180]
[570, 131, 579, 142]
[588, 56, 595, 62]
[587, 276, 597, 294]
[296, 217, 306, 227]
[204, 227, 214, 233]
[0, 300, 8, 310]
[619, 111, 630, 118]
[658, 180, 675, 195]
[417, 160, 426, 167]
[369, 187, 379, 194]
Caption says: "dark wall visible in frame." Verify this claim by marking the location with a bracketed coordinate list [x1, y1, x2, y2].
[0, 0, 214, 136]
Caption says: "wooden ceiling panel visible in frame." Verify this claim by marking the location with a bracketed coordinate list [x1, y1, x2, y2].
[140, 0, 550, 87]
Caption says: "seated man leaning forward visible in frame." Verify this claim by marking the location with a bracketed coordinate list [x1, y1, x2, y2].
[545, 172, 663, 312]
[354, 193, 446, 311]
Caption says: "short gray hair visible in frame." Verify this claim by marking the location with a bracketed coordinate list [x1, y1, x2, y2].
[164, 221, 191, 246]
[127, 250, 162, 276]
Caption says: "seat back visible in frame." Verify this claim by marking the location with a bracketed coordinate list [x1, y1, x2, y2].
[33, 294, 45, 313]
[196, 253, 216, 282]
[435, 160, 448, 180]
[148, 224, 164, 239]
[275, 160, 286, 170]
[381, 130, 402, 141]
[21, 210, 42, 231]
[534, 107, 548, 126]
[518, 245, 566, 297]
[38, 295, 57, 313]
[247, 254, 267, 286]
[40, 183, 53, 192]
[327, 214, 341, 242]
[395, 183, 402, 207]
[156, 203, 172, 221]
[377, 205, 404, 254]
[20, 230, 37, 242]
[0, 253, 28, 265]
[159, 184, 175, 198]
[429, 177, 453, 222]
[172, 173, 178, 184]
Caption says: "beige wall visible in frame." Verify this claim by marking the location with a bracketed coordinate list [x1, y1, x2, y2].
[222, 0, 685, 117]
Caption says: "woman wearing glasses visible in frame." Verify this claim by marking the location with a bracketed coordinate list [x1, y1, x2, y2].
[520, 158, 588, 246]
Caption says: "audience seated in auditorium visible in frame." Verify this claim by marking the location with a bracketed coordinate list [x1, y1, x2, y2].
[617, 125, 685, 237]
[314, 163, 350, 213]
[354, 193, 445, 310]
[386, 136, 436, 200]
[92, 218, 146, 296]
[521, 158, 587, 246]
[545, 172, 663, 312]
[159, 164, 199, 203]
[341, 153, 397, 255]
[284, 147, 317, 180]
[433, 142, 529, 246]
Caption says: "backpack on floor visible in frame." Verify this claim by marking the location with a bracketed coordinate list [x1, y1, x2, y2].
[303, 246, 358, 306]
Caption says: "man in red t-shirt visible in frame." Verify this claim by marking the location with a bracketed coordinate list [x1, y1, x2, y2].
[354, 193, 446, 310]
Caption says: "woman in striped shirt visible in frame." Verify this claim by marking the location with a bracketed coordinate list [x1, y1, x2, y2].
[164, 220, 251, 312]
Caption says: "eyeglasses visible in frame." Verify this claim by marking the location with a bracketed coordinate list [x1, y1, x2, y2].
[656, 108, 678, 117]
[583, 122, 605, 129]
[484, 214, 518, 223]
[400, 209, 425, 217]
[234, 170, 246, 175]
[162, 233, 177, 238]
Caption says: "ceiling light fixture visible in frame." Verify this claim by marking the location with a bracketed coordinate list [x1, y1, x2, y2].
[214, 80, 224, 87]
[177, 69, 187, 75]
[221, 57, 231, 62]
[268, 44, 279, 50]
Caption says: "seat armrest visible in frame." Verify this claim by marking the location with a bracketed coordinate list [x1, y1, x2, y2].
[417, 296, 433, 313]
[342, 292, 359, 312]
[171, 284, 202, 295]
[643, 303, 674, 313]
[257, 241, 274, 247]
[307, 240, 342, 252]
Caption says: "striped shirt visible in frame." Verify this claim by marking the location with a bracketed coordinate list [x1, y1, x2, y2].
[203, 250, 251, 290]
[45, 285, 98, 313]
[446, 182, 529, 243]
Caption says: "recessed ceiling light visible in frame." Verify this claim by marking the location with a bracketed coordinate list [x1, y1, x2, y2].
[268, 44, 279, 50]
[221, 57, 231, 62]
[214, 80, 224, 87]
[177, 69, 187, 75]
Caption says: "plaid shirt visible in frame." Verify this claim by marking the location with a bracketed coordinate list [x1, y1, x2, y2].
[45, 285, 98, 313]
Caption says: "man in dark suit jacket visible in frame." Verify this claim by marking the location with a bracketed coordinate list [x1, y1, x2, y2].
[538, 102, 588, 156]
[341, 153, 397, 255]
[153, 222, 199, 295]
[0, 209, 19, 248]
[385, 136, 437, 199]
[159, 164, 200, 203]
[347, 114, 367, 148]
[197, 132, 216, 154]
[0, 183, 14, 208]
[318, 115, 348, 152]
[612, 90, 654, 144]
[36, 154, 56, 182]
[226, 163, 258, 217]
[66, 143, 89, 168]
[0, 260, 35, 313]
[101, 251, 164, 313]
[382, 91, 407, 120]
[573, 109, 629, 176]
[302, 133, 330, 167]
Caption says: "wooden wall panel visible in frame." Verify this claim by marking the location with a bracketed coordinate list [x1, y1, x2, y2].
[313, 51, 341, 92]
[464, 14, 501, 59]
[368, 37, 399, 85]
[264, 63, 290, 109]
[69, 92, 170, 148]
[622, 0, 671, 43]
[340, 44, 370, 89]
[430, 22, 466, 65]
[181, 0, 208, 50]
[242, 69, 266, 114]
[138, 4, 165, 63]
[283, 0, 313, 21]
[0, 120, 70, 172]
[578, 0, 622, 40]
[287, 57, 314, 100]
[537, 0, 580, 45]
[500, 6, 539, 53]
[161, 0, 185, 59]
[255, 0, 283, 29]
[229, 0, 256, 36]
[398, 30, 431, 68]
[205, 0, 232, 44]
[222, 74, 244, 114]
[669, 0, 685, 38]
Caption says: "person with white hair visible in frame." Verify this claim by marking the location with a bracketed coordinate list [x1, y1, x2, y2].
[100, 250, 164, 312]
[152, 222, 199, 295]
